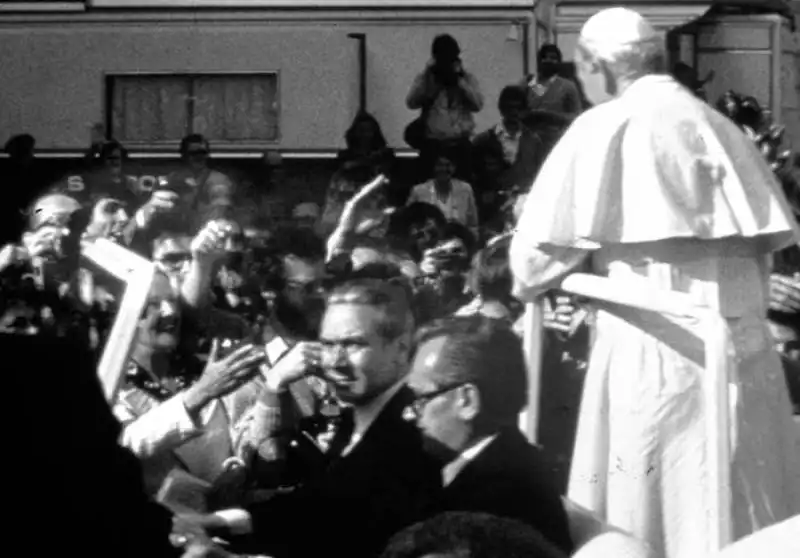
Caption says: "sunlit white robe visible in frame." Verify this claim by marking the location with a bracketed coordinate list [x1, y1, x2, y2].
[510, 74, 800, 558]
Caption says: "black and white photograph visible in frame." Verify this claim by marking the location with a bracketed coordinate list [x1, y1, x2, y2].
[1, 1, 798, 557]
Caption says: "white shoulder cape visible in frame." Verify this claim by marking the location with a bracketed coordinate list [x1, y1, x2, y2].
[515, 75, 800, 253]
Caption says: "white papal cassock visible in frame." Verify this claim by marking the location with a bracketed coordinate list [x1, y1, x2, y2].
[510, 74, 800, 558]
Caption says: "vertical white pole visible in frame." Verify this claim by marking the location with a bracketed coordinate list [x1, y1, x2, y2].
[704, 312, 733, 551]
[520, 300, 545, 444]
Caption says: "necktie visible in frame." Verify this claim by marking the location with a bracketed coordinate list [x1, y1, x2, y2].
[325, 406, 355, 461]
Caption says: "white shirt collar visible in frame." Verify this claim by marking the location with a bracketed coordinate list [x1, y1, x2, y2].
[342, 381, 405, 456]
[442, 434, 499, 486]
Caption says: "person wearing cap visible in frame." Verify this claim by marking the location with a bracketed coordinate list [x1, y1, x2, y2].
[510, 7, 800, 557]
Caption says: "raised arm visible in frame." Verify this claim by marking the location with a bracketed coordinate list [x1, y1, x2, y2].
[407, 69, 438, 110]
[326, 175, 389, 261]
[459, 71, 484, 112]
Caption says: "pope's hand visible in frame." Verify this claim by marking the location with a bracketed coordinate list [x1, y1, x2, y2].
[769, 273, 800, 313]
[544, 295, 578, 333]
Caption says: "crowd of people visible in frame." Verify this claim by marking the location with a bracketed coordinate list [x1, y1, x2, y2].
[1, 8, 799, 558]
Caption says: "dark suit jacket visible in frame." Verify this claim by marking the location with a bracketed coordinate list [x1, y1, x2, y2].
[472, 125, 545, 191]
[438, 427, 574, 554]
[240, 387, 443, 558]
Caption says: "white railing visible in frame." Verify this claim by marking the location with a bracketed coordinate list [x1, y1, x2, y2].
[80, 238, 156, 402]
[520, 273, 733, 552]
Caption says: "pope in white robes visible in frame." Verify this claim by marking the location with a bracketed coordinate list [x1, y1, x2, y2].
[510, 8, 800, 558]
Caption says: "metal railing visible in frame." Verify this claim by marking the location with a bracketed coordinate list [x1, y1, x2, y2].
[520, 272, 733, 552]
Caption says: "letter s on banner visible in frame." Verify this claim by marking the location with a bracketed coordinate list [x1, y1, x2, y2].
[67, 175, 86, 193]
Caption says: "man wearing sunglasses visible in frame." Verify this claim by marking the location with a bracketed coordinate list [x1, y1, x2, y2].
[404, 315, 573, 554]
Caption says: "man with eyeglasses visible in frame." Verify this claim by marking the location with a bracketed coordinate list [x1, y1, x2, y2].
[404, 315, 573, 554]
[175, 276, 441, 558]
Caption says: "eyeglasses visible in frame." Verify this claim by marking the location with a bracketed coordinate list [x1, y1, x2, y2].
[285, 280, 324, 297]
[403, 382, 468, 421]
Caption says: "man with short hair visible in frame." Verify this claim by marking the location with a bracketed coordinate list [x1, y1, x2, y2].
[472, 85, 545, 207]
[405, 315, 573, 553]
[180, 278, 441, 558]
[521, 44, 582, 121]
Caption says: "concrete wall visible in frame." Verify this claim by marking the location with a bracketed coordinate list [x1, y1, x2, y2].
[0, 12, 531, 150]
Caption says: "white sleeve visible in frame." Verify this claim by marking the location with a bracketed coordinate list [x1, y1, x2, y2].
[509, 240, 589, 302]
[212, 509, 253, 535]
[116, 393, 203, 459]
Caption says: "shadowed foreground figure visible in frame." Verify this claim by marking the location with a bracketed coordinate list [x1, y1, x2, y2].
[380, 512, 567, 558]
[3, 333, 177, 557]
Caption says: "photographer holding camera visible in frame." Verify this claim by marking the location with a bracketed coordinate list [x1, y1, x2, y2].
[406, 34, 483, 181]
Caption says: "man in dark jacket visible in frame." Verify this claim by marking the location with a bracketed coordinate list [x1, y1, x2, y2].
[177, 277, 442, 558]
[404, 314, 574, 554]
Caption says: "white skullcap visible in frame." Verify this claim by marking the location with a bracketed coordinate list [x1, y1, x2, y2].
[580, 7, 660, 61]
[572, 532, 657, 558]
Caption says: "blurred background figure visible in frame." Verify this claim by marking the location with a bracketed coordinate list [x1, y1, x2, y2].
[292, 202, 321, 233]
[406, 34, 483, 182]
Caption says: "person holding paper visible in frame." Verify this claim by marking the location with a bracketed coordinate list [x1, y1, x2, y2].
[509, 8, 800, 558]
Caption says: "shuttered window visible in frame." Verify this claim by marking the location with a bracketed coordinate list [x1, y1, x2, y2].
[107, 73, 280, 147]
